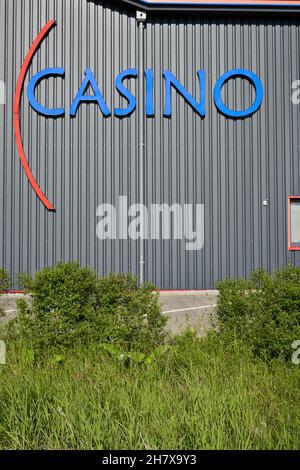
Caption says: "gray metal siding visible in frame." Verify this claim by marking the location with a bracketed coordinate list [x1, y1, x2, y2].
[0, 0, 300, 289]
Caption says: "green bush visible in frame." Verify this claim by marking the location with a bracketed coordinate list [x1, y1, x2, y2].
[16, 262, 98, 352]
[96, 273, 166, 352]
[15, 262, 166, 355]
[217, 265, 300, 361]
[0, 268, 10, 317]
[0, 268, 10, 292]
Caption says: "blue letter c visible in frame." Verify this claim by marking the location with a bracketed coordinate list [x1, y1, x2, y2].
[27, 67, 65, 116]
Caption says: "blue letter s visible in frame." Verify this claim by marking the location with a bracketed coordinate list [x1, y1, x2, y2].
[114, 68, 137, 117]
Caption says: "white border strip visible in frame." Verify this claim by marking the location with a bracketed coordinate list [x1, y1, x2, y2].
[163, 304, 217, 314]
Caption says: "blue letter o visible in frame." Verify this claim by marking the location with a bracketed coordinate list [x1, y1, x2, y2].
[214, 69, 263, 118]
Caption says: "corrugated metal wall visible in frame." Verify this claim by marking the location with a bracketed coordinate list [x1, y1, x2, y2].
[0, 0, 300, 289]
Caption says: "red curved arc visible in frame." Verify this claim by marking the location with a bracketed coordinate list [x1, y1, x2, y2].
[13, 20, 56, 211]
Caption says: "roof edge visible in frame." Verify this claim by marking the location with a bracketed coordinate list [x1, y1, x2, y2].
[118, 0, 300, 13]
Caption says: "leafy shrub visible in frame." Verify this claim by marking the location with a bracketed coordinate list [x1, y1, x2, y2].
[0, 268, 10, 292]
[96, 273, 166, 352]
[15, 262, 166, 356]
[16, 262, 98, 351]
[0, 268, 10, 317]
[217, 266, 300, 361]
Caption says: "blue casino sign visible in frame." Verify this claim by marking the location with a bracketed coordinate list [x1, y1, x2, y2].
[27, 66, 264, 120]
[14, 19, 264, 211]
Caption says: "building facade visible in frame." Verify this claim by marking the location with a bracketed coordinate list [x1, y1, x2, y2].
[1, 0, 300, 289]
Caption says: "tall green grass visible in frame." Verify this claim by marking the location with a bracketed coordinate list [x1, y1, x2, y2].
[0, 333, 299, 450]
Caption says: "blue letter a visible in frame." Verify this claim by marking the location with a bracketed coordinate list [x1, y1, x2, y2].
[70, 69, 111, 117]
